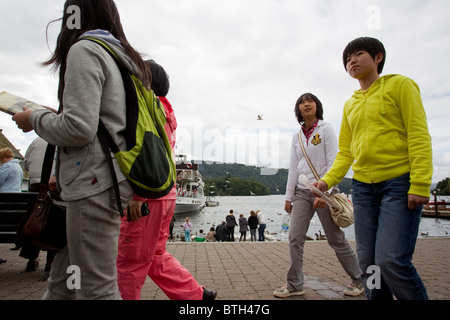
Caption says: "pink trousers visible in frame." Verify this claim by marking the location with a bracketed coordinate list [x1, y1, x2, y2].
[116, 200, 203, 300]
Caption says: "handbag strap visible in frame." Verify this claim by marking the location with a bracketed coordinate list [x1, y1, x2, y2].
[297, 132, 321, 181]
[37, 142, 56, 196]
[37, 103, 64, 196]
[298, 131, 337, 199]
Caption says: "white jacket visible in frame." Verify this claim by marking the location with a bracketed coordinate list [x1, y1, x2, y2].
[23, 137, 48, 185]
[285, 120, 338, 202]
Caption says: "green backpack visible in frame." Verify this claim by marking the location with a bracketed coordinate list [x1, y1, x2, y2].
[87, 38, 176, 216]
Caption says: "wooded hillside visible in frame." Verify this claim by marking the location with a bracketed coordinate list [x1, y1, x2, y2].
[198, 161, 353, 196]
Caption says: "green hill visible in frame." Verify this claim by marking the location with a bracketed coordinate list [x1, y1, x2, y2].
[198, 161, 353, 196]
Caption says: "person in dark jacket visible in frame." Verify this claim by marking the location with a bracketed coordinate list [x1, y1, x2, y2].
[247, 211, 259, 242]
[225, 210, 238, 241]
[215, 221, 228, 242]
[239, 214, 249, 242]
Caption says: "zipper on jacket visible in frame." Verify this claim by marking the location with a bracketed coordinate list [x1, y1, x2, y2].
[362, 94, 373, 182]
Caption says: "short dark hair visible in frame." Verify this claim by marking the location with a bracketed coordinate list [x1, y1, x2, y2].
[147, 60, 170, 97]
[343, 37, 386, 74]
[294, 93, 324, 124]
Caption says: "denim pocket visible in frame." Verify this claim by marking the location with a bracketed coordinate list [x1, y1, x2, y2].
[383, 174, 410, 203]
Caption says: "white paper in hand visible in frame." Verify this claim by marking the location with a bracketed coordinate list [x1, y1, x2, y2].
[298, 174, 339, 209]
[0, 91, 46, 115]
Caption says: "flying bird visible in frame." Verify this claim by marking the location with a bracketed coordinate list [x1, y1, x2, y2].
[257, 114, 263, 120]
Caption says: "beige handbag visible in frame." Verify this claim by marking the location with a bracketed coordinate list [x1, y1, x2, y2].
[297, 132, 354, 228]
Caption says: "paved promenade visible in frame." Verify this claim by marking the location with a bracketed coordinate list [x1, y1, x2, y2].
[0, 238, 449, 300]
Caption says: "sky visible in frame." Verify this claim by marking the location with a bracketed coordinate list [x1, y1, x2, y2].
[1, 0, 449, 184]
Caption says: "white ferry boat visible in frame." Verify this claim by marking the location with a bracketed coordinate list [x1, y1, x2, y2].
[174, 155, 205, 215]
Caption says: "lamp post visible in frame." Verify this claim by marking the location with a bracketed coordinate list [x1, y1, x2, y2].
[433, 190, 439, 218]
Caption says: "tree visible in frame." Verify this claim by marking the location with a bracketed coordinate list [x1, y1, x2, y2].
[203, 177, 269, 196]
[199, 162, 287, 194]
[435, 178, 450, 195]
[199, 161, 353, 196]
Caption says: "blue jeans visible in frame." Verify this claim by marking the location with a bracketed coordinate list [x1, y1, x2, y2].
[258, 224, 266, 241]
[352, 174, 428, 300]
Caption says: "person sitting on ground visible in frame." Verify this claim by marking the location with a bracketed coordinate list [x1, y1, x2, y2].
[215, 221, 227, 242]
[195, 229, 206, 242]
[206, 227, 216, 242]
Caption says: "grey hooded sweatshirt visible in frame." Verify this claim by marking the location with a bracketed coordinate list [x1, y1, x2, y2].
[30, 31, 139, 202]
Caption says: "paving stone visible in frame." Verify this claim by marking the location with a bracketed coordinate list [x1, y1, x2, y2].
[1, 238, 449, 301]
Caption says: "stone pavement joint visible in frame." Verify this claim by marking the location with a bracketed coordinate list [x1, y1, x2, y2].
[1, 238, 449, 300]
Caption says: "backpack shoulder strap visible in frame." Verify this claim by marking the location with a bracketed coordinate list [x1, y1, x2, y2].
[85, 38, 121, 65]
[86, 38, 140, 150]
[84, 38, 129, 217]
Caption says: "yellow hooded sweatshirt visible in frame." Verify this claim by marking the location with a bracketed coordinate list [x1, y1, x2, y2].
[322, 74, 432, 197]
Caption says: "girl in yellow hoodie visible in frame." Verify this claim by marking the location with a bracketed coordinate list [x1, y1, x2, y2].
[315, 37, 432, 300]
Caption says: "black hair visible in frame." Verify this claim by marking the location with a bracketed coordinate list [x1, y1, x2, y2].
[44, 0, 152, 102]
[147, 60, 170, 97]
[294, 93, 324, 125]
[343, 37, 386, 74]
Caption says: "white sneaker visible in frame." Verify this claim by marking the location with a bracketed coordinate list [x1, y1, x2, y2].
[343, 282, 364, 296]
[273, 285, 305, 298]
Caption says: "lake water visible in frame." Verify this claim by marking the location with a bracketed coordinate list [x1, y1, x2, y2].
[174, 194, 450, 241]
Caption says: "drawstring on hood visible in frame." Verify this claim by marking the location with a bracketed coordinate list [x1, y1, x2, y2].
[379, 76, 386, 115]
[351, 75, 397, 115]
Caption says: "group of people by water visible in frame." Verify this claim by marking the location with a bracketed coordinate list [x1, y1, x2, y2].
[179, 209, 268, 243]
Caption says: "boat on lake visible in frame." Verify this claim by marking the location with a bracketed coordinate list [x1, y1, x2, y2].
[174, 155, 205, 215]
[205, 196, 219, 207]
[205, 186, 219, 207]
